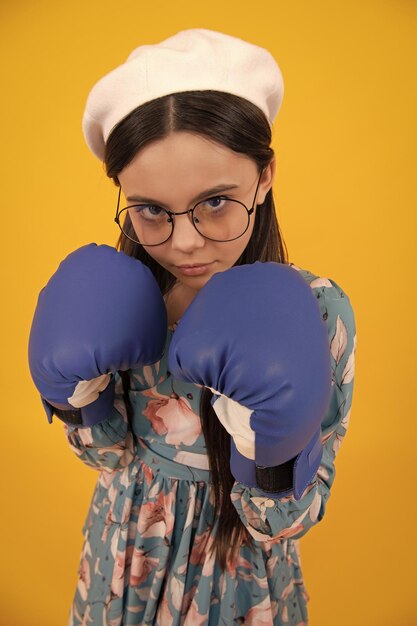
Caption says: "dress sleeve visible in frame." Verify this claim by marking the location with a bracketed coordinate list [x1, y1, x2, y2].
[62, 370, 136, 472]
[61, 343, 169, 473]
[230, 270, 357, 543]
[64, 360, 166, 472]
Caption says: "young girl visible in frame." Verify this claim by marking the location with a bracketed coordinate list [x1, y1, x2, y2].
[29, 29, 356, 626]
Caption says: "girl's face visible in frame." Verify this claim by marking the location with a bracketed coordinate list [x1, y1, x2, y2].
[117, 131, 275, 293]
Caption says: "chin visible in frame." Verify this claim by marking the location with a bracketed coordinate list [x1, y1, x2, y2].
[181, 271, 219, 292]
[184, 274, 212, 289]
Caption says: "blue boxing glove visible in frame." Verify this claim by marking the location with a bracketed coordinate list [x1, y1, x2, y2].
[28, 243, 167, 427]
[167, 262, 332, 500]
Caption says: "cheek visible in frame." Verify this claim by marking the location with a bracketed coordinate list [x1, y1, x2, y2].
[143, 247, 171, 270]
[228, 223, 255, 260]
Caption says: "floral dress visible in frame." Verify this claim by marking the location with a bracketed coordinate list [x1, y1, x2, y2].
[64, 262, 357, 626]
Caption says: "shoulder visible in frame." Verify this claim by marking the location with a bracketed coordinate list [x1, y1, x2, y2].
[288, 261, 354, 308]
[288, 262, 357, 366]
[288, 261, 341, 291]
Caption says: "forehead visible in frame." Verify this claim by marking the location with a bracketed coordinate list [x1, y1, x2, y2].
[119, 131, 254, 183]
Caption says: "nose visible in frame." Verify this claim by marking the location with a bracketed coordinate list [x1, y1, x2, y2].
[170, 211, 206, 253]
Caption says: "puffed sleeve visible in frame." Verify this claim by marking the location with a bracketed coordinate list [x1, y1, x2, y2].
[230, 266, 357, 542]
[61, 371, 134, 472]
[63, 358, 166, 473]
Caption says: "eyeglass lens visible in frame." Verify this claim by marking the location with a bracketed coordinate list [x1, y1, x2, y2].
[118, 197, 250, 245]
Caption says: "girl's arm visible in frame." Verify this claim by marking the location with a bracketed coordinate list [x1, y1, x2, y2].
[230, 272, 357, 542]
[28, 244, 168, 472]
[62, 371, 135, 473]
[62, 356, 167, 472]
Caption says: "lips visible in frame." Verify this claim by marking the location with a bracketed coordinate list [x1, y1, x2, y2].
[176, 262, 213, 268]
[174, 262, 215, 276]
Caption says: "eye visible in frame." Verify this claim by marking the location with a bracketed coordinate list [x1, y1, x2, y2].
[199, 196, 229, 213]
[130, 205, 167, 221]
[137, 205, 163, 215]
[203, 196, 228, 209]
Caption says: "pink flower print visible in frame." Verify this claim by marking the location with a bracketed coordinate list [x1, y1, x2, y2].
[321, 430, 334, 445]
[142, 397, 168, 435]
[317, 462, 329, 485]
[281, 595, 308, 626]
[158, 595, 174, 624]
[125, 540, 134, 566]
[169, 575, 185, 611]
[182, 598, 208, 626]
[99, 469, 116, 490]
[265, 554, 280, 579]
[142, 388, 202, 445]
[330, 315, 348, 367]
[188, 526, 213, 567]
[341, 345, 355, 385]
[111, 548, 126, 598]
[131, 363, 162, 389]
[286, 486, 322, 524]
[141, 461, 155, 487]
[135, 444, 156, 486]
[281, 579, 300, 607]
[136, 490, 175, 539]
[174, 450, 210, 470]
[333, 432, 344, 455]
[81, 604, 95, 625]
[243, 596, 274, 625]
[266, 523, 306, 545]
[237, 494, 266, 533]
[129, 547, 159, 586]
[76, 546, 92, 601]
[180, 585, 196, 618]
[310, 277, 333, 289]
[137, 501, 165, 537]
[201, 539, 216, 578]
[225, 551, 253, 578]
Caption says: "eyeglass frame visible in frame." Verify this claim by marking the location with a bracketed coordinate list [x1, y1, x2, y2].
[114, 166, 265, 246]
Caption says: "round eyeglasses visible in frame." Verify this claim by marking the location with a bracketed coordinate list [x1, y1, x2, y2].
[114, 167, 264, 247]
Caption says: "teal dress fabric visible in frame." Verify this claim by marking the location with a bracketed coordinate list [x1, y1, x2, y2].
[65, 263, 357, 626]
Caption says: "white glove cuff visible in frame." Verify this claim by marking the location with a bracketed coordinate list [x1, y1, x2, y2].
[68, 373, 112, 408]
[207, 387, 255, 459]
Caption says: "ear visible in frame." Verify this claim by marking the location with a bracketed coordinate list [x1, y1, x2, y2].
[256, 158, 276, 205]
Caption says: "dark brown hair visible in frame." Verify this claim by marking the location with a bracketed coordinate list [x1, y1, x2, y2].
[104, 90, 289, 570]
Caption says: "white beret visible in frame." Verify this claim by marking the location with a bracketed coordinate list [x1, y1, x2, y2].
[82, 28, 284, 161]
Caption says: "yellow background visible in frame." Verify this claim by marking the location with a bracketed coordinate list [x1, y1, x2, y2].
[1, 0, 416, 624]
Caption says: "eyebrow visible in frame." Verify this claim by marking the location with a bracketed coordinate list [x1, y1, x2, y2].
[125, 183, 241, 207]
